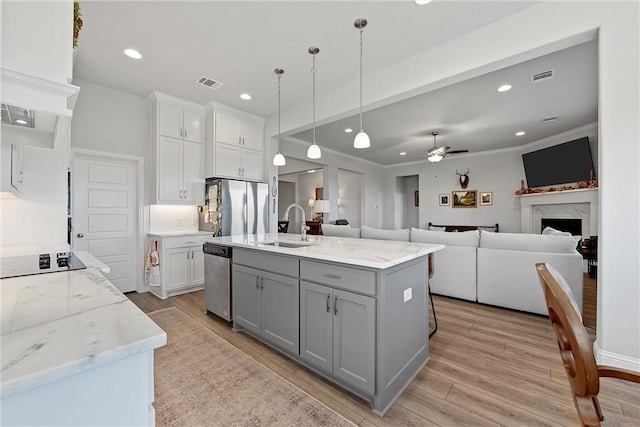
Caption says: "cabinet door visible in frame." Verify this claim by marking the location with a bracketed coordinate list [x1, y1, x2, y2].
[241, 118, 263, 152]
[190, 245, 205, 286]
[165, 248, 190, 291]
[261, 271, 299, 355]
[182, 140, 204, 203]
[215, 112, 242, 147]
[300, 281, 333, 372]
[183, 108, 203, 143]
[157, 136, 183, 202]
[232, 265, 261, 336]
[159, 103, 183, 139]
[241, 149, 263, 181]
[214, 143, 242, 179]
[10, 144, 24, 192]
[333, 289, 376, 395]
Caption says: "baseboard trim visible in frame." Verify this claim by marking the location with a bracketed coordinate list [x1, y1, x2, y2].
[594, 341, 640, 371]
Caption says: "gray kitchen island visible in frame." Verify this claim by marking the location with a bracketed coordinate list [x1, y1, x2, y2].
[206, 233, 443, 416]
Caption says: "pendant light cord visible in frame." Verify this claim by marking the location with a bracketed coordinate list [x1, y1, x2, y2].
[277, 74, 281, 139]
[312, 53, 317, 144]
[359, 27, 364, 132]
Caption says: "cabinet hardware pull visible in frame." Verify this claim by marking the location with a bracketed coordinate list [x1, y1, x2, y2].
[184, 189, 188, 199]
[324, 273, 341, 280]
[256, 276, 260, 290]
[184, 129, 187, 139]
[326, 294, 331, 313]
[238, 168, 241, 176]
[239, 137, 242, 145]
[241, 168, 244, 176]
[260, 277, 264, 290]
[180, 128, 183, 137]
[334, 296, 338, 315]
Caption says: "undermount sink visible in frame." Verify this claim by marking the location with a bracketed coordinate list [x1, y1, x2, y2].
[257, 241, 313, 248]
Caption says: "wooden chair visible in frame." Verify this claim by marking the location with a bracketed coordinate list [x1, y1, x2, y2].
[428, 253, 437, 338]
[536, 263, 640, 426]
[277, 221, 289, 233]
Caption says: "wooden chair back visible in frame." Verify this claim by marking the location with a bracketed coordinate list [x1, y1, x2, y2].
[535, 263, 640, 426]
[536, 263, 601, 425]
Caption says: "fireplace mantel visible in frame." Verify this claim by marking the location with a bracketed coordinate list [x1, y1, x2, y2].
[519, 188, 598, 236]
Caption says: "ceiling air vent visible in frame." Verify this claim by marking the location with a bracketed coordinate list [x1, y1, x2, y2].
[541, 116, 558, 124]
[196, 76, 223, 90]
[530, 69, 555, 84]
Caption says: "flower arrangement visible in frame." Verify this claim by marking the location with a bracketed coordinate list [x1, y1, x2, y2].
[514, 179, 598, 196]
[73, 2, 83, 48]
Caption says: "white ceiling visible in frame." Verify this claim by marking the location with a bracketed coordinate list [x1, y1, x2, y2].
[73, 1, 597, 167]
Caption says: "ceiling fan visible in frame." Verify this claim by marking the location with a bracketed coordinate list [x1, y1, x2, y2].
[426, 131, 469, 163]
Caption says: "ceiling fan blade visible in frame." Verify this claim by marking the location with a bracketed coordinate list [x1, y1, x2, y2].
[427, 146, 450, 156]
[444, 149, 470, 155]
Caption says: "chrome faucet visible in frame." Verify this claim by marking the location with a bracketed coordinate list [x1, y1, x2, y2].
[282, 203, 308, 241]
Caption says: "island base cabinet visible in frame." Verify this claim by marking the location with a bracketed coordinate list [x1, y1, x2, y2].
[300, 281, 375, 395]
[233, 265, 299, 355]
[1, 351, 155, 426]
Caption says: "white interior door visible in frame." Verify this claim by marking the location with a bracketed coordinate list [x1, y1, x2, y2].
[73, 153, 138, 293]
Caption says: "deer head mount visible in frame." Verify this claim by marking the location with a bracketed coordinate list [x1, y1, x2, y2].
[456, 169, 470, 189]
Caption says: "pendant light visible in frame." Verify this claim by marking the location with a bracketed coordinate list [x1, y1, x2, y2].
[307, 47, 322, 159]
[272, 68, 286, 166]
[353, 18, 370, 149]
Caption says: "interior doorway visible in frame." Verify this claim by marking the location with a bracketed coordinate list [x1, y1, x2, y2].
[395, 175, 419, 229]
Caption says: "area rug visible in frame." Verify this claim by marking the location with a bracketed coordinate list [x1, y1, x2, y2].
[148, 307, 355, 427]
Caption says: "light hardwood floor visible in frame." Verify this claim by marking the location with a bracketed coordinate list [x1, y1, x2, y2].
[128, 288, 638, 426]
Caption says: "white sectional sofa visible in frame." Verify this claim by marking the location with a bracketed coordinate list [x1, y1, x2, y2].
[321, 224, 583, 316]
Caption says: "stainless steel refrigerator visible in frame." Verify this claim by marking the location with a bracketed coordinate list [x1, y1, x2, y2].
[199, 178, 268, 236]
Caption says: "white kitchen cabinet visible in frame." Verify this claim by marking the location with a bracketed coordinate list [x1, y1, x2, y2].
[1, 144, 24, 197]
[159, 102, 203, 143]
[149, 91, 205, 204]
[205, 105, 265, 181]
[149, 234, 207, 299]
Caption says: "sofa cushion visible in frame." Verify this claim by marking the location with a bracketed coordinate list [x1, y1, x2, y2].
[411, 228, 480, 247]
[428, 225, 446, 231]
[542, 226, 571, 236]
[545, 263, 582, 319]
[479, 230, 578, 253]
[361, 225, 409, 241]
[322, 224, 361, 238]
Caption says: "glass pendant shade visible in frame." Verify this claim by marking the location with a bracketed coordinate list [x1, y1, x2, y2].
[273, 151, 286, 166]
[428, 154, 443, 163]
[354, 130, 370, 149]
[307, 143, 321, 159]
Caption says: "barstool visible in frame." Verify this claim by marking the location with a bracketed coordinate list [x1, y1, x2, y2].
[428, 253, 438, 338]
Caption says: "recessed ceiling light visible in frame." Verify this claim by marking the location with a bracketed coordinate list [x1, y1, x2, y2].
[497, 84, 512, 92]
[515, 131, 526, 136]
[240, 93, 252, 100]
[344, 128, 353, 133]
[124, 48, 142, 59]
[400, 152, 406, 156]
[414, 0, 432, 4]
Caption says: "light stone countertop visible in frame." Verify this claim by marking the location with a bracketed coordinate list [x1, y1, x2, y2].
[148, 231, 213, 237]
[206, 233, 444, 269]
[0, 249, 167, 399]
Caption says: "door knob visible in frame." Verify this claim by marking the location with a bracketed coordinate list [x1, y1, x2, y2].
[76, 233, 84, 238]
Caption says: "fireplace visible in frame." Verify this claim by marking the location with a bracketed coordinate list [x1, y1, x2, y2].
[541, 218, 582, 236]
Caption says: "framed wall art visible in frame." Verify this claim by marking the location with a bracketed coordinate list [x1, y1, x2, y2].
[452, 190, 477, 208]
[439, 194, 450, 206]
[480, 191, 493, 206]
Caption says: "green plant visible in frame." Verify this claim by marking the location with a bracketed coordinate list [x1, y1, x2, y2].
[73, 2, 83, 48]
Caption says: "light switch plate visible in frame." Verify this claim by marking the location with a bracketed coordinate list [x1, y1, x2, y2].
[403, 287, 412, 303]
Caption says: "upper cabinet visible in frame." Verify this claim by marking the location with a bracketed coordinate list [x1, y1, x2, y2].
[205, 104, 265, 182]
[149, 91, 205, 204]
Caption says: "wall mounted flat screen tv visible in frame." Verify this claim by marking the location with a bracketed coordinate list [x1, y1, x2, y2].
[522, 137, 595, 188]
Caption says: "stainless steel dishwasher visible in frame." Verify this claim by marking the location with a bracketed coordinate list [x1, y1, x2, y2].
[203, 243, 233, 322]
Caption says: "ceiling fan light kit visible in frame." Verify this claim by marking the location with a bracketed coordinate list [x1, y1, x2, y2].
[307, 46, 322, 160]
[272, 68, 286, 167]
[425, 131, 469, 163]
[354, 18, 370, 149]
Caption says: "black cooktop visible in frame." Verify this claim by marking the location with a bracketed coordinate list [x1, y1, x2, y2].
[0, 252, 87, 279]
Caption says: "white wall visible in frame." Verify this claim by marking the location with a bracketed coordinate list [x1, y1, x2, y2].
[337, 168, 363, 227]
[403, 175, 419, 229]
[268, 2, 639, 369]
[0, 139, 70, 246]
[1, 1, 73, 84]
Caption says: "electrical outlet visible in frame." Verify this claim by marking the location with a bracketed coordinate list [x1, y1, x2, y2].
[403, 287, 412, 303]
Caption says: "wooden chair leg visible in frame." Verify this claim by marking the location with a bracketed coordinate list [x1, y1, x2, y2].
[428, 282, 438, 339]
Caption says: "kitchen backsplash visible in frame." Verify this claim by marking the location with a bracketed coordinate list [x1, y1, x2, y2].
[149, 205, 199, 233]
